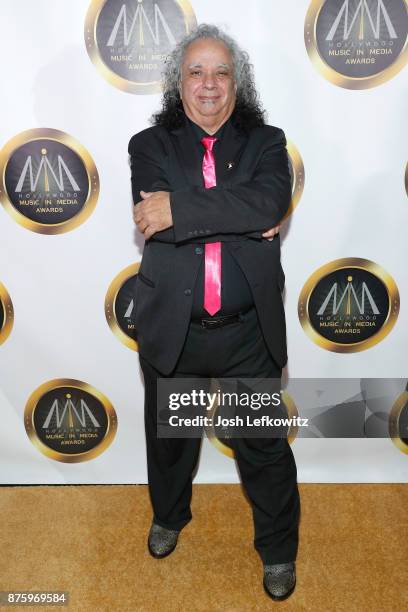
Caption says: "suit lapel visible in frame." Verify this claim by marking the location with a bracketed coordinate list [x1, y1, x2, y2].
[170, 119, 203, 187]
[215, 120, 248, 185]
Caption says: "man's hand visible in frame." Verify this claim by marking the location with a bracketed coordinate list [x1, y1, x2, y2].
[133, 191, 173, 240]
[262, 224, 281, 241]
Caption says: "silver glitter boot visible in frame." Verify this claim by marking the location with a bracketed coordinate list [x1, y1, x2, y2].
[263, 562, 296, 601]
[147, 522, 180, 559]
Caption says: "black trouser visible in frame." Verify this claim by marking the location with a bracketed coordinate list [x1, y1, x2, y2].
[139, 306, 300, 565]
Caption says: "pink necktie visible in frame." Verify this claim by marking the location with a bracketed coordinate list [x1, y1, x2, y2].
[201, 136, 221, 316]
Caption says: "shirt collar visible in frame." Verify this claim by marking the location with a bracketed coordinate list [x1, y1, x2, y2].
[187, 116, 229, 143]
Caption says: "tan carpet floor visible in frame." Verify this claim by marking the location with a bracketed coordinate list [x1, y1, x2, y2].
[0, 484, 406, 611]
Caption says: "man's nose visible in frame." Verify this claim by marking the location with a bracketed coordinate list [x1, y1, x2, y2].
[202, 72, 216, 89]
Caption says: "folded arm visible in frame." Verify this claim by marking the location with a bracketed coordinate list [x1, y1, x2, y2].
[128, 128, 291, 244]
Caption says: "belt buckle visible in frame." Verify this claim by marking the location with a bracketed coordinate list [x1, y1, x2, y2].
[201, 318, 221, 329]
[201, 313, 241, 329]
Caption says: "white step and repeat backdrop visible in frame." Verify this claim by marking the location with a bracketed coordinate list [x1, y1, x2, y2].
[0, 0, 407, 483]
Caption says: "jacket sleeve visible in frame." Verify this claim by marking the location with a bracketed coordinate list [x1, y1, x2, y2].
[169, 128, 291, 243]
[128, 129, 176, 243]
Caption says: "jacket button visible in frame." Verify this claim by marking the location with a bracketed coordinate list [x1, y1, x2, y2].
[184, 289, 192, 296]
[195, 247, 203, 255]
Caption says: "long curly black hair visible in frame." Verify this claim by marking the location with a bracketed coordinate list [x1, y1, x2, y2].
[151, 24, 266, 132]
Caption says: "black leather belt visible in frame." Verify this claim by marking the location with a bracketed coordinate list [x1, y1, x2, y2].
[198, 312, 244, 329]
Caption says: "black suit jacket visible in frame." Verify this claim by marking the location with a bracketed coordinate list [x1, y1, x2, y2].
[128, 117, 291, 375]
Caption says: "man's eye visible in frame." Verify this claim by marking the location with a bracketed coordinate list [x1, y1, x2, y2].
[217, 72, 228, 77]
[191, 70, 202, 77]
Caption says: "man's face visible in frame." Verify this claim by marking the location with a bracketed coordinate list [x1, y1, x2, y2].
[180, 37, 237, 128]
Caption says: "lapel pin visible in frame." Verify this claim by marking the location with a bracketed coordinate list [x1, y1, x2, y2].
[226, 161, 234, 170]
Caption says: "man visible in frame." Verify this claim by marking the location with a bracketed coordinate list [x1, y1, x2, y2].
[128, 24, 300, 601]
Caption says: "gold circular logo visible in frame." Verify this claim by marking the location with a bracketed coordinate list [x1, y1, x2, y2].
[24, 379, 117, 463]
[389, 390, 408, 454]
[0, 129, 99, 234]
[0, 282, 14, 346]
[298, 257, 400, 352]
[105, 263, 140, 350]
[305, 0, 408, 89]
[284, 139, 305, 220]
[205, 380, 299, 459]
[85, 0, 197, 94]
